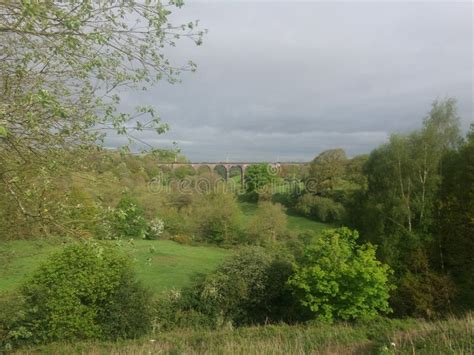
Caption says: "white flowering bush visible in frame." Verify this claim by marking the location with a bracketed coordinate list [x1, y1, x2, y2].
[145, 218, 165, 240]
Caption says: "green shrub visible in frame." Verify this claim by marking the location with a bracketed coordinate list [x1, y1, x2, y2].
[295, 194, 345, 222]
[288, 227, 393, 322]
[173, 247, 301, 327]
[159, 205, 189, 236]
[244, 164, 277, 194]
[10, 242, 152, 345]
[246, 202, 288, 244]
[153, 290, 217, 331]
[112, 196, 148, 239]
[0, 292, 29, 352]
[391, 270, 456, 318]
[187, 192, 241, 244]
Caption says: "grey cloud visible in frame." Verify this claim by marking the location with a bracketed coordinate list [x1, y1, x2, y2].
[107, 1, 473, 161]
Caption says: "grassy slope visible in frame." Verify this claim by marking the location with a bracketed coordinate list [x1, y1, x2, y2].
[0, 239, 229, 294]
[239, 201, 330, 234]
[0, 203, 328, 294]
[15, 314, 473, 354]
[126, 240, 229, 293]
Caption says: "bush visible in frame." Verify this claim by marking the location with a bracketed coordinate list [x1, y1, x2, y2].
[244, 164, 277, 194]
[153, 289, 217, 331]
[173, 247, 301, 327]
[9, 242, 152, 345]
[0, 292, 29, 351]
[288, 228, 394, 322]
[246, 202, 288, 244]
[390, 249, 457, 318]
[112, 196, 148, 239]
[145, 218, 165, 240]
[295, 194, 345, 222]
[159, 205, 189, 236]
[186, 192, 241, 244]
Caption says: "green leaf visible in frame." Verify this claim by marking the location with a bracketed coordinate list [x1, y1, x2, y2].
[0, 126, 7, 137]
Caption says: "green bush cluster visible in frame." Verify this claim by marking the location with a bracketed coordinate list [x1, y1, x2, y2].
[153, 247, 304, 329]
[295, 194, 345, 222]
[153, 230, 393, 329]
[246, 202, 289, 244]
[112, 196, 149, 239]
[1, 243, 152, 349]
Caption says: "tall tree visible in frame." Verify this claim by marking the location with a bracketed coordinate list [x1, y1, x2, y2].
[354, 99, 462, 316]
[361, 99, 461, 244]
[0, 1, 203, 237]
[307, 148, 347, 193]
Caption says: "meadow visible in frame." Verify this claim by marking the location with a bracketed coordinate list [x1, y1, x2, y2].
[0, 202, 329, 295]
[239, 202, 330, 233]
[0, 239, 229, 294]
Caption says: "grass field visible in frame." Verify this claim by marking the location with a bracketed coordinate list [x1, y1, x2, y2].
[0, 239, 230, 294]
[0, 203, 328, 295]
[239, 202, 330, 233]
[14, 314, 473, 354]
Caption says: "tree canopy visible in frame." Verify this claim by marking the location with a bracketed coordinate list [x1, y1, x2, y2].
[0, 1, 203, 236]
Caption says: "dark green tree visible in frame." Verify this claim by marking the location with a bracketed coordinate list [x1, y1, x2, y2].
[307, 149, 347, 192]
[436, 125, 474, 309]
[350, 98, 463, 316]
[244, 164, 277, 194]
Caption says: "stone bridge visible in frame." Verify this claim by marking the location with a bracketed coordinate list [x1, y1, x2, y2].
[156, 161, 307, 184]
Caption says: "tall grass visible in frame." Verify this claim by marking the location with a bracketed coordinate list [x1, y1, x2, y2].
[14, 313, 473, 354]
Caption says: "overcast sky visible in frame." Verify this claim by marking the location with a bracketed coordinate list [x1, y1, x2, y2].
[108, 0, 473, 162]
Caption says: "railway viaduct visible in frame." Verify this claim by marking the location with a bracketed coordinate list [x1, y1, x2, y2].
[156, 161, 307, 184]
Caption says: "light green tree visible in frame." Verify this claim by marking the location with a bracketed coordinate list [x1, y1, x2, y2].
[288, 228, 393, 322]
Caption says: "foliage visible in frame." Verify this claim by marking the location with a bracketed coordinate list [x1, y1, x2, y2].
[307, 149, 347, 192]
[8, 242, 152, 345]
[288, 228, 393, 322]
[295, 194, 345, 222]
[244, 164, 277, 195]
[186, 192, 242, 244]
[246, 202, 288, 244]
[435, 125, 474, 309]
[346, 98, 465, 315]
[170, 234, 193, 245]
[0, 1, 203, 237]
[359, 98, 461, 242]
[112, 196, 148, 239]
[344, 155, 369, 189]
[392, 270, 456, 318]
[159, 206, 189, 236]
[0, 292, 28, 352]
[167, 247, 300, 327]
[145, 218, 165, 240]
[153, 290, 218, 331]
